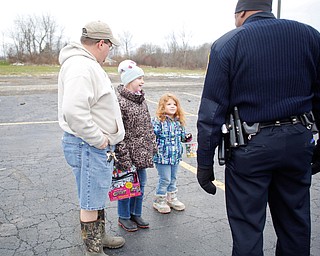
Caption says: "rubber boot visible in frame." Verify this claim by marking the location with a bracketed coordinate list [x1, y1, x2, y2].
[153, 194, 171, 214]
[98, 209, 125, 248]
[118, 217, 138, 232]
[130, 214, 149, 228]
[80, 220, 108, 256]
[167, 190, 185, 211]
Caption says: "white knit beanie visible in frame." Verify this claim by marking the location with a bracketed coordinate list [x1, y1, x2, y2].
[118, 60, 144, 85]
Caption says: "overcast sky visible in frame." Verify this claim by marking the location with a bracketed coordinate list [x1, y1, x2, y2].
[1, 0, 320, 49]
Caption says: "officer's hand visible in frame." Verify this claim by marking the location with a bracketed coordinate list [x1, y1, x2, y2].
[197, 166, 217, 195]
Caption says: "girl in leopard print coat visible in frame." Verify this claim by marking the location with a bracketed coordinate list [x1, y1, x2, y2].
[115, 60, 156, 232]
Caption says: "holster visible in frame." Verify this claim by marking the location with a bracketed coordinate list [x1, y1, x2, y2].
[218, 106, 246, 165]
[299, 112, 318, 134]
[218, 130, 230, 166]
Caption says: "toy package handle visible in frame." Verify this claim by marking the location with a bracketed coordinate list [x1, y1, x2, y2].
[112, 172, 134, 181]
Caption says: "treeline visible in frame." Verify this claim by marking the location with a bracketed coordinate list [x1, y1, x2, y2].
[1, 14, 211, 69]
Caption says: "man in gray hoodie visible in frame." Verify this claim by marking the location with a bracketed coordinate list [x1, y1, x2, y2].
[58, 21, 125, 256]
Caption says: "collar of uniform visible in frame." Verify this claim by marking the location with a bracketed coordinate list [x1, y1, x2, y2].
[243, 12, 276, 25]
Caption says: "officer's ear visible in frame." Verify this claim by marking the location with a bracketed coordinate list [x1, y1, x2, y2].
[235, 11, 246, 27]
[240, 11, 246, 18]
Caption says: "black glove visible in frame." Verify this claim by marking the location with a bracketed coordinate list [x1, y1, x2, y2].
[197, 166, 217, 195]
[312, 140, 320, 175]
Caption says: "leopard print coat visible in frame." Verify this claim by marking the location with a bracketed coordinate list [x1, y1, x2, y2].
[115, 84, 157, 170]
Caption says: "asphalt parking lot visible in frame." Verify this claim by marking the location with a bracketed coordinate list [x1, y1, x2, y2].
[0, 73, 319, 256]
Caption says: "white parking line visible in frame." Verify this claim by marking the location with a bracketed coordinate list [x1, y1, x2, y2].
[0, 120, 58, 126]
[183, 92, 201, 98]
[179, 161, 225, 191]
[0, 98, 226, 192]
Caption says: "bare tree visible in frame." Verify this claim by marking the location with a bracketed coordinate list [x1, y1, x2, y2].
[164, 28, 194, 68]
[119, 30, 134, 58]
[2, 14, 210, 68]
[134, 43, 163, 67]
[178, 28, 193, 68]
[0, 31, 9, 59]
[7, 13, 65, 64]
[164, 32, 178, 67]
[190, 43, 211, 69]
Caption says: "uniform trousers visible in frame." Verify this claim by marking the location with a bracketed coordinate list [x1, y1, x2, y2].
[225, 123, 314, 256]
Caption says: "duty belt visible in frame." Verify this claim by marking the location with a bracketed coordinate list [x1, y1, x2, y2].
[259, 113, 316, 130]
[243, 112, 317, 140]
[218, 108, 318, 166]
[259, 116, 301, 129]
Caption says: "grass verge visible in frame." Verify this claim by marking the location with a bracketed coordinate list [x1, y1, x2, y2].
[0, 63, 205, 77]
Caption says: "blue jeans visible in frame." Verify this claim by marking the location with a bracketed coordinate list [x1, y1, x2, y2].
[155, 163, 179, 195]
[62, 132, 114, 210]
[118, 168, 147, 219]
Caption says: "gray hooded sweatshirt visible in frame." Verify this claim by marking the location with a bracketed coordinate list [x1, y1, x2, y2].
[58, 42, 125, 148]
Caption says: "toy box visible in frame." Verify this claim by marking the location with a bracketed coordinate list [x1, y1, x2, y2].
[108, 167, 141, 201]
[185, 142, 197, 158]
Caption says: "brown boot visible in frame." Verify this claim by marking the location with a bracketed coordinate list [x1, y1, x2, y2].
[81, 220, 108, 256]
[98, 209, 125, 249]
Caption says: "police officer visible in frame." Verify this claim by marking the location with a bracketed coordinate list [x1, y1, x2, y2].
[196, 0, 320, 255]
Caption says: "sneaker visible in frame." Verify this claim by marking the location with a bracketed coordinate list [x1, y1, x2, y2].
[118, 218, 138, 232]
[130, 215, 149, 228]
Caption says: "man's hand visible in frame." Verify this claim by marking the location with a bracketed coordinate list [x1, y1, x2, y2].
[98, 137, 108, 149]
[197, 166, 217, 195]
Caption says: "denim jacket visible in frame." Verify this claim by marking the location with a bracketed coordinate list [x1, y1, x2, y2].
[152, 116, 187, 165]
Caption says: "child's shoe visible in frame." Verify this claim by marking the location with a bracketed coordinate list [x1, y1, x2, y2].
[130, 215, 149, 228]
[167, 190, 185, 211]
[118, 218, 138, 232]
[153, 194, 171, 214]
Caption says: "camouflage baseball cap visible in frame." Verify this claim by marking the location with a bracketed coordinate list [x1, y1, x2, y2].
[82, 21, 120, 46]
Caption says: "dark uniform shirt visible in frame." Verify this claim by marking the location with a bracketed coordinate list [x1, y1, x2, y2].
[197, 12, 320, 167]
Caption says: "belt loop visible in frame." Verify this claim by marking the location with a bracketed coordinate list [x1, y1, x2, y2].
[291, 116, 298, 124]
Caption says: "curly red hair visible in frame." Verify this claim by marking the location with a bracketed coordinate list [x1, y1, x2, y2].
[156, 93, 186, 126]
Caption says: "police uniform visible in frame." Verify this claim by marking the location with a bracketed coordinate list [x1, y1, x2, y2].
[196, 3, 320, 256]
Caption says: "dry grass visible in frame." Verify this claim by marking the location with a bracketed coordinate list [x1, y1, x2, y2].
[0, 63, 205, 77]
